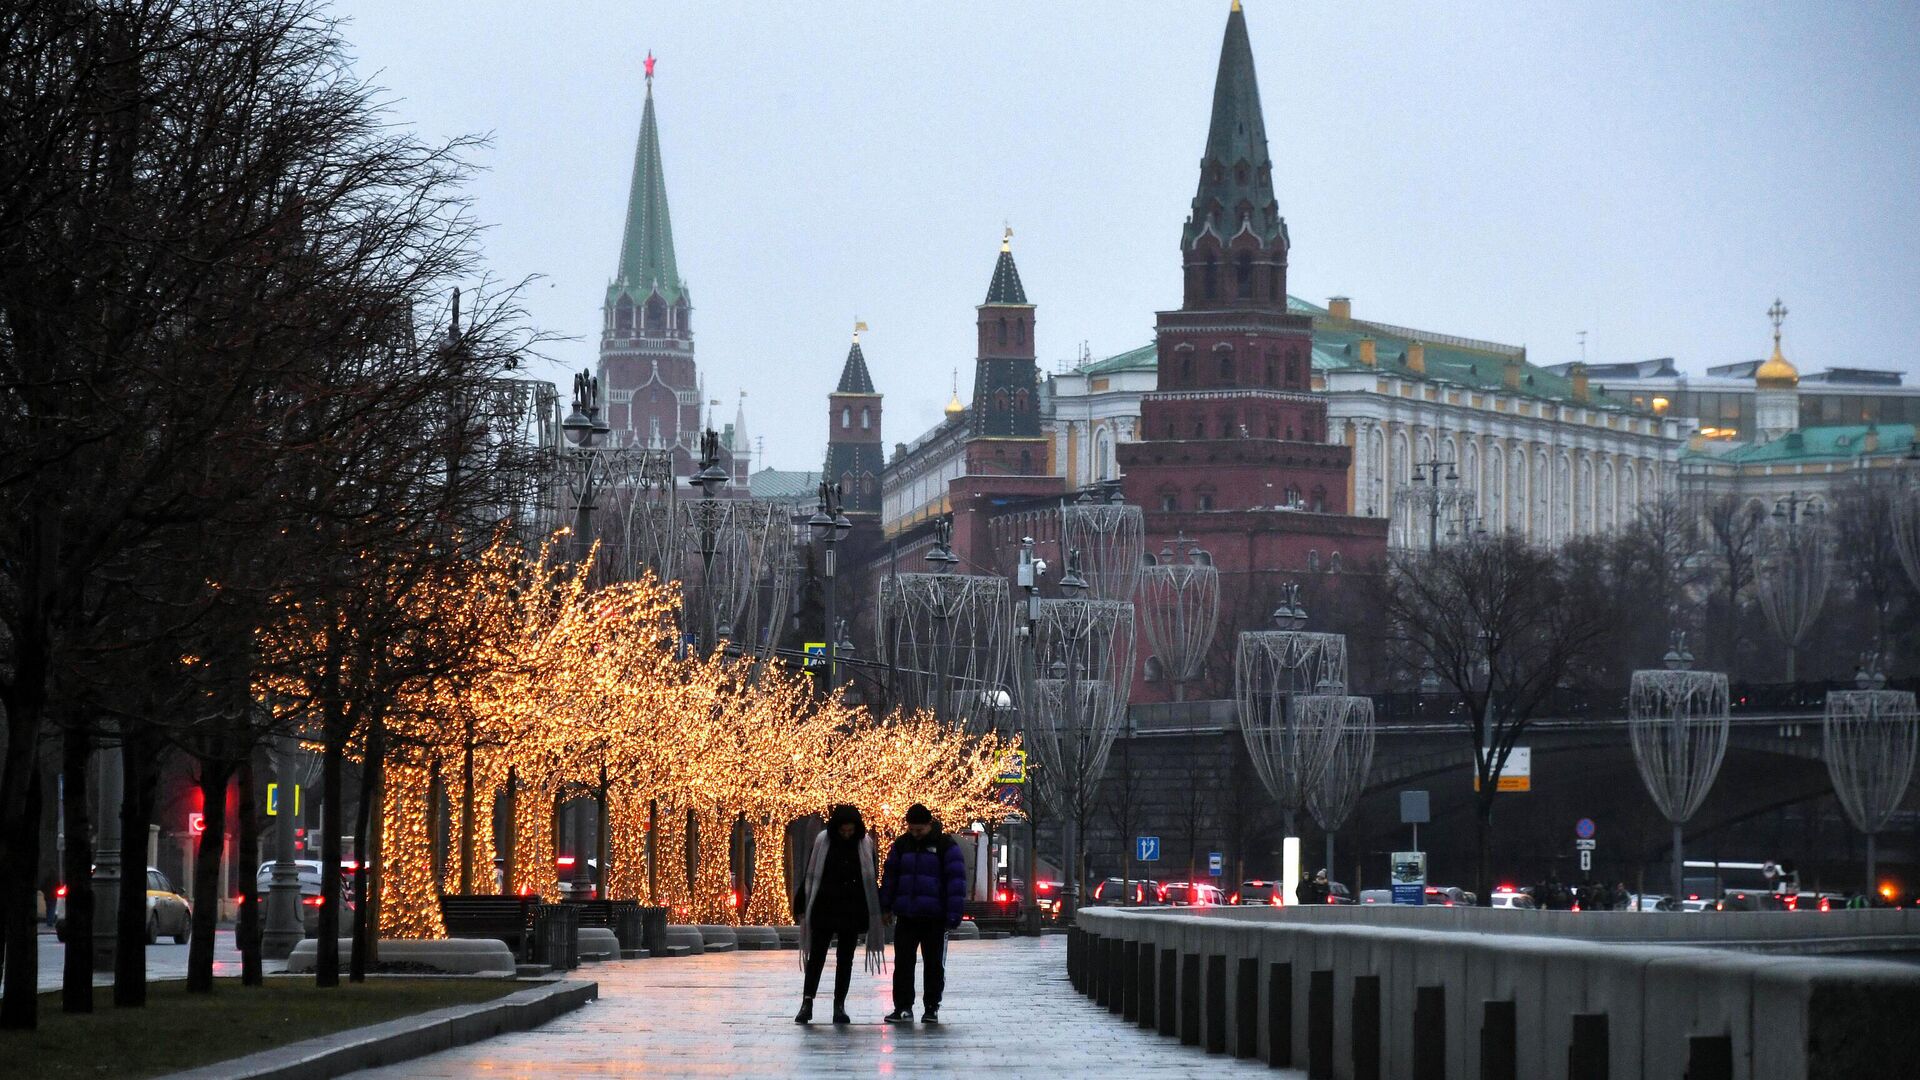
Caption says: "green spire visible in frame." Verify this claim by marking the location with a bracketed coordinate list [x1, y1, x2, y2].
[1183, 5, 1285, 250]
[611, 65, 682, 307]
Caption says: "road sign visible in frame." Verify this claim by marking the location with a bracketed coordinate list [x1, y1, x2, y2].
[1208, 852, 1223, 877]
[1575, 817, 1596, 840]
[187, 812, 206, 836]
[1579, 850, 1592, 872]
[802, 642, 826, 667]
[1391, 851, 1427, 905]
[1575, 838, 1596, 851]
[1136, 836, 1161, 862]
[996, 750, 1027, 784]
[1399, 790, 1430, 824]
[266, 783, 301, 817]
[1472, 746, 1532, 793]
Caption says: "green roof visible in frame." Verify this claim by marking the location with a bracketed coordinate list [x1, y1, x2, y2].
[749, 468, 821, 501]
[1700, 423, 1916, 465]
[609, 83, 683, 307]
[1184, 6, 1286, 251]
[1074, 296, 1641, 412]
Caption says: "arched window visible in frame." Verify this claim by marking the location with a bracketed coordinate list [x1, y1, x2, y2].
[1235, 252, 1253, 299]
[1329, 552, 1343, 574]
[1144, 656, 1164, 683]
[1181, 354, 1194, 381]
[841, 407, 851, 429]
[1015, 318, 1026, 345]
[1019, 449, 1032, 473]
[1197, 492, 1214, 511]
[1284, 485, 1301, 507]
[1220, 350, 1234, 381]
[1287, 348, 1302, 385]
[1219, 412, 1235, 437]
[1014, 389, 1029, 412]
[860, 407, 870, 430]
[1203, 257, 1219, 299]
[615, 296, 634, 332]
[1094, 429, 1113, 482]
[645, 296, 667, 333]
[994, 390, 1009, 412]
[1266, 357, 1276, 385]
[1192, 419, 1205, 438]
[1269, 266, 1280, 302]
[1307, 549, 1321, 573]
[1311, 486, 1326, 512]
[997, 317, 1008, 346]
[1160, 492, 1178, 512]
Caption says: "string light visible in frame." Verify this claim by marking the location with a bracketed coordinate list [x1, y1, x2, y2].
[262, 534, 1015, 936]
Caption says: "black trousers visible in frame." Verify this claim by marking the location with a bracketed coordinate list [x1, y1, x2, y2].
[803, 927, 859, 1003]
[891, 917, 947, 1011]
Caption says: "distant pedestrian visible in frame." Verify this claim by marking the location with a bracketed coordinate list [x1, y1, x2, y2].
[1296, 869, 1329, 906]
[793, 804, 885, 1025]
[879, 803, 966, 1024]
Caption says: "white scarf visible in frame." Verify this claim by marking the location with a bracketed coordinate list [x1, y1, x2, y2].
[797, 829, 887, 974]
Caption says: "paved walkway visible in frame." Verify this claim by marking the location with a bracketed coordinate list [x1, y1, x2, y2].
[365, 935, 1299, 1078]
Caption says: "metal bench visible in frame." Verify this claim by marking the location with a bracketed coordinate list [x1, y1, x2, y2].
[438, 894, 542, 959]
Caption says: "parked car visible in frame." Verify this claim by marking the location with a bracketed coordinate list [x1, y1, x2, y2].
[1232, 879, 1285, 906]
[1358, 888, 1394, 905]
[1423, 885, 1473, 907]
[1627, 893, 1680, 912]
[555, 856, 601, 900]
[1159, 881, 1227, 907]
[1090, 877, 1157, 906]
[254, 859, 358, 935]
[1325, 881, 1355, 905]
[1490, 888, 1539, 910]
[1715, 888, 1790, 912]
[58, 867, 191, 944]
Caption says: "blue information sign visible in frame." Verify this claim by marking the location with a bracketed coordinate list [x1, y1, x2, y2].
[1575, 817, 1596, 840]
[1136, 836, 1161, 862]
[1207, 852, 1224, 877]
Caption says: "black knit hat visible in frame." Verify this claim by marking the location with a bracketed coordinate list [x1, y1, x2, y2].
[827, 803, 866, 837]
[905, 803, 933, 824]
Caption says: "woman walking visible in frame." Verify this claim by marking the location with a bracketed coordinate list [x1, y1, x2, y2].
[793, 803, 885, 1024]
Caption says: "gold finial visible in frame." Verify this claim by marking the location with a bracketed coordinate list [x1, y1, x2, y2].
[853, 319, 868, 343]
[1232, 0, 1243, 11]
[945, 368, 965, 415]
[1001, 224, 1013, 253]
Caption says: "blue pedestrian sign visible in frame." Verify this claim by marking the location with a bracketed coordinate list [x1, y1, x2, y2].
[1575, 817, 1596, 840]
[1136, 836, 1161, 862]
[1208, 852, 1224, 877]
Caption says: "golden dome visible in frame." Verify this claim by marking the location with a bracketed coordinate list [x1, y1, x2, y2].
[1755, 342, 1798, 389]
[1757, 297, 1798, 389]
[944, 369, 965, 416]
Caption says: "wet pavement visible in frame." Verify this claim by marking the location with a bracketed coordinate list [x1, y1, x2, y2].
[364, 935, 1294, 1077]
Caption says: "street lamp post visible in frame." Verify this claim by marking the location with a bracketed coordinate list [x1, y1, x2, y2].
[1410, 454, 1460, 553]
[807, 480, 854, 691]
[687, 428, 730, 652]
[560, 369, 612, 895]
[1015, 534, 1046, 933]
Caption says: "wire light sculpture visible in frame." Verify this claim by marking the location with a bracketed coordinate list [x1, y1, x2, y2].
[1895, 482, 1920, 593]
[1235, 619, 1349, 837]
[1824, 683, 1920, 892]
[1020, 556, 1137, 915]
[1305, 695, 1377, 877]
[1755, 511, 1831, 682]
[877, 571, 1015, 735]
[606, 448, 682, 585]
[1061, 491, 1145, 602]
[1137, 535, 1220, 701]
[1628, 634, 1731, 898]
[680, 498, 794, 660]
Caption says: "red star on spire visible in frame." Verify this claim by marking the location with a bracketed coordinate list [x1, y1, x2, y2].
[644, 51, 655, 81]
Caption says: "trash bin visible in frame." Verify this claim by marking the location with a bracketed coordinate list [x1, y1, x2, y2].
[533, 903, 580, 970]
[610, 902, 644, 953]
[638, 905, 669, 955]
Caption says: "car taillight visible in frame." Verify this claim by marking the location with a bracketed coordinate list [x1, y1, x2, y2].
[55, 884, 67, 898]
[729, 890, 739, 909]
[1038, 882, 1052, 892]
[1784, 895, 1798, 910]
[1094, 883, 1106, 899]
[1687, 893, 1699, 901]
[556, 856, 576, 867]
[302, 896, 323, 907]
[1228, 892, 1239, 905]
[1270, 894, 1283, 907]
[996, 890, 1008, 902]
[1819, 897, 1831, 912]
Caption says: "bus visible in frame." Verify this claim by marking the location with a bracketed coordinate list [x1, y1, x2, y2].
[1680, 860, 1796, 904]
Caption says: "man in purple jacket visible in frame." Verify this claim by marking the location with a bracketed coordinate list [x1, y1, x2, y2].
[878, 803, 967, 1023]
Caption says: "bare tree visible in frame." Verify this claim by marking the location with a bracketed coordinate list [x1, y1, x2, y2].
[1375, 534, 1611, 903]
[1701, 495, 1766, 678]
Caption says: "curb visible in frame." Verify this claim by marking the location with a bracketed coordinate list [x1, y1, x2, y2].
[161, 978, 598, 1080]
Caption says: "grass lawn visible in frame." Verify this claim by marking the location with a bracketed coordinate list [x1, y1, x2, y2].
[2, 976, 524, 1080]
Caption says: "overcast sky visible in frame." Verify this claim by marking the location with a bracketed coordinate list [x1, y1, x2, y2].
[332, 1, 1920, 472]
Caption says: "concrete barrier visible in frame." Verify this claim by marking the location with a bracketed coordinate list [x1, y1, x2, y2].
[283, 938, 516, 975]
[1074, 907, 1920, 1078]
[576, 927, 619, 961]
[733, 926, 781, 951]
[662, 924, 705, 955]
[695, 925, 738, 952]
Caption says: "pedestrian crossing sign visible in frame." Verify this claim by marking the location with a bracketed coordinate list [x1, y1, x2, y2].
[803, 642, 826, 667]
[996, 750, 1027, 784]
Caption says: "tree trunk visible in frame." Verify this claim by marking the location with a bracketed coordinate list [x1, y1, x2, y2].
[1473, 792, 1495, 908]
[186, 765, 230, 992]
[62, 728, 94, 1013]
[350, 723, 385, 982]
[0, 766, 45, 1029]
[237, 750, 262, 986]
[115, 729, 158, 1007]
[316, 733, 343, 988]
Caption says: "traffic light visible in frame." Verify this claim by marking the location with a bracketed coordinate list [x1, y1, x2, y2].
[294, 827, 307, 854]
